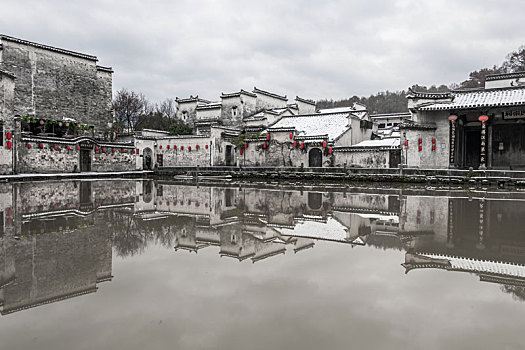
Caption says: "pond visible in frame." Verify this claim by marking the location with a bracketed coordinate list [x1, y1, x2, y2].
[0, 179, 524, 350]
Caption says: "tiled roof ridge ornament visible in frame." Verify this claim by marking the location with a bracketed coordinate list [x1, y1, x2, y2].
[485, 71, 525, 81]
[407, 87, 452, 99]
[295, 96, 316, 106]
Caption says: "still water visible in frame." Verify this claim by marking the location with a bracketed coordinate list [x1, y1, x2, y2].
[0, 179, 524, 350]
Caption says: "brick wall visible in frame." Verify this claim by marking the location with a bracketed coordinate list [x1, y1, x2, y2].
[0, 37, 113, 138]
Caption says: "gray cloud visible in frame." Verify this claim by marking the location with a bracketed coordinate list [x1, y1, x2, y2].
[1, 0, 524, 102]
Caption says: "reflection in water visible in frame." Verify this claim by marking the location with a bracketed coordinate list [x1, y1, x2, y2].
[1, 180, 525, 317]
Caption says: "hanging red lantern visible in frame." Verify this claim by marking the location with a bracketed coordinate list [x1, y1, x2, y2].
[418, 145, 422, 152]
[167, 145, 170, 149]
[39, 143, 43, 148]
[293, 140, 297, 147]
[159, 145, 163, 149]
[432, 138, 436, 144]
[432, 145, 436, 151]
[244, 142, 248, 149]
[205, 144, 209, 149]
[39, 120, 44, 125]
[136, 148, 139, 153]
[122, 149, 126, 153]
[102, 148, 106, 152]
[196, 144, 199, 150]
[240, 149, 244, 155]
[181, 146, 184, 150]
[418, 138, 422, 144]
[27, 143, 31, 149]
[404, 140, 409, 147]
[328, 147, 333, 154]
[188, 146, 192, 151]
[95, 146, 99, 151]
[289, 133, 293, 139]
[263, 142, 267, 149]
[266, 134, 270, 140]
[6, 141, 12, 149]
[112, 148, 116, 153]
[67, 146, 71, 150]
[300, 142, 305, 149]
[479, 115, 489, 123]
[6, 132, 12, 140]
[323, 141, 327, 148]
[53, 145, 58, 150]
[76, 145, 80, 150]
[132, 150, 136, 154]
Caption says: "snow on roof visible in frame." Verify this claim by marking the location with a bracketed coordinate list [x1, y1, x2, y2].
[419, 253, 525, 278]
[419, 87, 525, 111]
[268, 112, 350, 141]
[275, 217, 350, 242]
[352, 138, 400, 148]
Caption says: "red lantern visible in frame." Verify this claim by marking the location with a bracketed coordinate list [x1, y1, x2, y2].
[300, 142, 305, 149]
[132, 150, 136, 154]
[136, 148, 139, 153]
[289, 133, 293, 139]
[404, 140, 408, 147]
[112, 148, 116, 153]
[266, 134, 270, 140]
[53, 145, 58, 150]
[102, 148, 106, 152]
[263, 142, 267, 149]
[167, 145, 170, 149]
[188, 146, 192, 151]
[181, 146, 184, 150]
[39, 143, 43, 148]
[6, 141, 12, 149]
[479, 115, 489, 123]
[6, 132, 12, 140]
[293, 141, 297, 147]
[323, 141, 327, 148]
[448, 115, 458, 124]
[244, 142, 248, 149]
[432, 145, 436, 151]
[205, 144, 209, 149]
[196, 145, 199, 150]
[67, 146, 71, 150]
[159, 145, 162, 149]
[240, 149, 244, 155]
[122, 149, 126, 153]
[95, 146, 99, 151]
[432, 138, 436, 144]
[418, 145, 422, 152]
[27, 143, 31, 149]
[328, 147, 333, 154]
[76, 146, 80, 150]
[418, 138, 422, 144]
[39, 120, 44, 125]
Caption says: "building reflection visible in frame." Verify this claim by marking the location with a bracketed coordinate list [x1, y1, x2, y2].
[2, 180, 525, 316]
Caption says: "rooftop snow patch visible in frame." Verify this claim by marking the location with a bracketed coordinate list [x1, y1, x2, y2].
[268, 112, 351, 141]
[419, 87, 525, 111]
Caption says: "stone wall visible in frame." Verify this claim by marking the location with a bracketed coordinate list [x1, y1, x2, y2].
[0, 72, 15, 174]
[402, 118, 449, 168]
[334, 149, 393, 168]
[16, 138, 135, 173]
[0, 36, 113, 139]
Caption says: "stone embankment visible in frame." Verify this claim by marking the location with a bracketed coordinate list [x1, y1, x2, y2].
[155, 166, 525, 188]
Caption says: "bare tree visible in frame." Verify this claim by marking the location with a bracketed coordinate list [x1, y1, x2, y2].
[156, 98, 177, 122]
[112, 89, 148, 133]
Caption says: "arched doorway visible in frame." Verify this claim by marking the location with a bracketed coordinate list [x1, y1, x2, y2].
[143, 147, 153, 170]
[308, 148, 322, 167]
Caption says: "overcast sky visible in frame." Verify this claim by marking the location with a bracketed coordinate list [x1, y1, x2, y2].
[1, 0, 524, 103]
